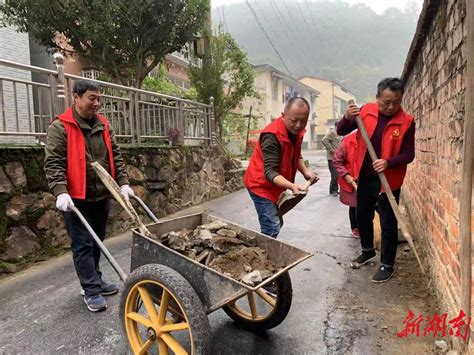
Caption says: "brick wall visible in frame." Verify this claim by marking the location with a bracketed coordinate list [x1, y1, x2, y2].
[401, 0, 467, 320]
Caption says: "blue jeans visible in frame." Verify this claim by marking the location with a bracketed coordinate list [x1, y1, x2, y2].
[248, 189, 281, 238]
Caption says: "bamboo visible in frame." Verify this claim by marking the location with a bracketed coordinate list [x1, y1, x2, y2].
[348, 99, 425, 274]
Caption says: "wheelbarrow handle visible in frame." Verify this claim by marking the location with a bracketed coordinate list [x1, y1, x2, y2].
[130, 195, 159, 223]
[69, 204, 128, 282]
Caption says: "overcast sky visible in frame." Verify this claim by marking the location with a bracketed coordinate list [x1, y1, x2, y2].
[211, 0, 424, 15]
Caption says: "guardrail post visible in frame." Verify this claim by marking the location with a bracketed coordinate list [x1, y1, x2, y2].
[52, 53, 67, 115]
[209, 96, 216, 146]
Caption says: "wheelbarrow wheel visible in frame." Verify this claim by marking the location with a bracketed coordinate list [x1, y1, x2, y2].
[222, 272, 292, 331]
[119, 264, 210, 355]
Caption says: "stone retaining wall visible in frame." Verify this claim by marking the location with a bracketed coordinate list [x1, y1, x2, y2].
[0, 146, 244, 273]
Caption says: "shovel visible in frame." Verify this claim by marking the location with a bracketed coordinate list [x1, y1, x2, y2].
[347, 99, 425, 274]
[276, 179, 312, 217]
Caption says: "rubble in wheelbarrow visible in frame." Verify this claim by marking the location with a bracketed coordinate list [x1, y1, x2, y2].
[155, 221, 281, 286]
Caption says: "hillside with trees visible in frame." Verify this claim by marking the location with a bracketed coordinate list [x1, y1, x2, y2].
[213, 0, 420, 101]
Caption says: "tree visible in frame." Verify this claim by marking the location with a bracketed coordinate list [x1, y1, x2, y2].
[189, 29, 258, 139]
[1, 0, 207, 88]
[142, 64, 197, 100]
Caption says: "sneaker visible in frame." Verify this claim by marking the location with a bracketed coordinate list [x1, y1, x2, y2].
[351, 228, 360, 238]
[351, 250, 376, 267]
[372, 266, 395, 283]
[84, 294, 107, 312]
[100, 282, 119, 296]
[80, 282, 119, 296]
[330, 192, 338, 197]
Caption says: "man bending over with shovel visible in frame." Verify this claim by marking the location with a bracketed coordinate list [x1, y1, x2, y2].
[337, 78, 415, 283]
[244, 97, 318, 238]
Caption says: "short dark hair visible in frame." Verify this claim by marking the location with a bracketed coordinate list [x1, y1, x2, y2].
[73, 80, 101, 97]
[377, 77, 404, 96]
[284, 96, 310, 113]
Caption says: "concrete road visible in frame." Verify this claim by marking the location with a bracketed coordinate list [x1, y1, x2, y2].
[0, 151, 437, 354]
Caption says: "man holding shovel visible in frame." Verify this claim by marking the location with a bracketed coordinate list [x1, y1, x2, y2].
[337, 78, 415, 282]
[244, 97, 318, 238]
[44, 80, 134, 311]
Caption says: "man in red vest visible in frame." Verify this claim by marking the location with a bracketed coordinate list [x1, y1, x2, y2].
[44, 80, 134, 312]
[337, 78, 415, 283]
[244, 97, 318, 238]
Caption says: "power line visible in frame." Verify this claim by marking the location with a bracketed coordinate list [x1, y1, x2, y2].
[279, 0, 314, 64]
[297, 1, 316, 42]
[276, 0, 316, 74]
[265, 0, 312, 75]
[305, 0, 320, 35]
[245, 0, 293, 76]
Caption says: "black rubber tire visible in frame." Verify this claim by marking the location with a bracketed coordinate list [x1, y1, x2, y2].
[222, 272, 293, 331]
[119, 264, 210, 355]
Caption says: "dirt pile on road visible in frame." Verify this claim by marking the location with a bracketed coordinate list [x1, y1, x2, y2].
[154, 220, 280, 285]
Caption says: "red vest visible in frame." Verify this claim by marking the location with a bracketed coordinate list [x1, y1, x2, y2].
[353, 103, 414, 191]
[244, 117, 305, 204]
[338, 131, 358, 193]
[57, 107, 115, 199]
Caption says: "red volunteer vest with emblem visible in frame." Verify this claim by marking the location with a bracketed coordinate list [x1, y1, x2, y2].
[338, 131, 358, 193]
[353, 103, 414, 191]
[56, 107, 115, 199]
[244, 117, 305, 204]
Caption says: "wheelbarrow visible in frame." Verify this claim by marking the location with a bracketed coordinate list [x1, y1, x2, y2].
[71, 196, 313, 354]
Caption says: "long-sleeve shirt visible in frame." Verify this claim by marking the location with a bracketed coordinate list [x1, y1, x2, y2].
[260, 132, 300, 182]
[337, 111, 415, 176]
[321, 129, 340, 160]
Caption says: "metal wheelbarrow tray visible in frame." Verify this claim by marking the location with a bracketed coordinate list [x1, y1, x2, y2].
[130, 212, 313, 314]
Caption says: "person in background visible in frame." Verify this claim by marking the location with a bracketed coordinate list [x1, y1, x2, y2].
[322, 122, 341, 196]
[332, 130, 359, 238]
[44, 80, 135, 312]
[244, 97, 318, 238]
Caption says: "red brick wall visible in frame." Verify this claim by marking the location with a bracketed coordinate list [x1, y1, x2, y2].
[402, 0, 467, 318]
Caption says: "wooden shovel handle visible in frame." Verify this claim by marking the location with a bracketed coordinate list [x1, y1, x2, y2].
[348, 100, 425, 274]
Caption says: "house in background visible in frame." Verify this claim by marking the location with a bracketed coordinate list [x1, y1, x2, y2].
[0, 14, 35, 144]
[240, 64, 320, 150]
[299, 76, 356, 148]
[58, 50, 193, 89]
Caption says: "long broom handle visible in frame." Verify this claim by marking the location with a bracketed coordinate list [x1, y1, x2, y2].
[347, 100, 425, 274]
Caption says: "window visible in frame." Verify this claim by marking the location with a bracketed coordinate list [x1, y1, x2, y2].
[81, 68, 101, 80]
[271, 77, 278, 101]
[282, 86, 294, 103]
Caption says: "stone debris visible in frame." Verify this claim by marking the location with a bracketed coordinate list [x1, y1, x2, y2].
[434, 340, 448, 352]
[242, 270, 263, 285]
[156, 221, 279, 285]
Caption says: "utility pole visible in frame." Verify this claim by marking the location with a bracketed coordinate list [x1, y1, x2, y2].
[202, 0, 216, 143]
[203, 0, 212, 75]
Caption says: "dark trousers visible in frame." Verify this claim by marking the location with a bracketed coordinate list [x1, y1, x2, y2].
[349, 207, 358, 230]
[63, 198, 110, 296]
[328, 160, 339, 194]
[356, 175, 400, 267]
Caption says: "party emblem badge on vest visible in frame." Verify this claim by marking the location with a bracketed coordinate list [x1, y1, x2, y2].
[391, 129, 401, 140]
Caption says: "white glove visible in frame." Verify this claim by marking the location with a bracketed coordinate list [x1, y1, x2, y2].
[56, 193, 74, 212]
[120, 184, 134, 202]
